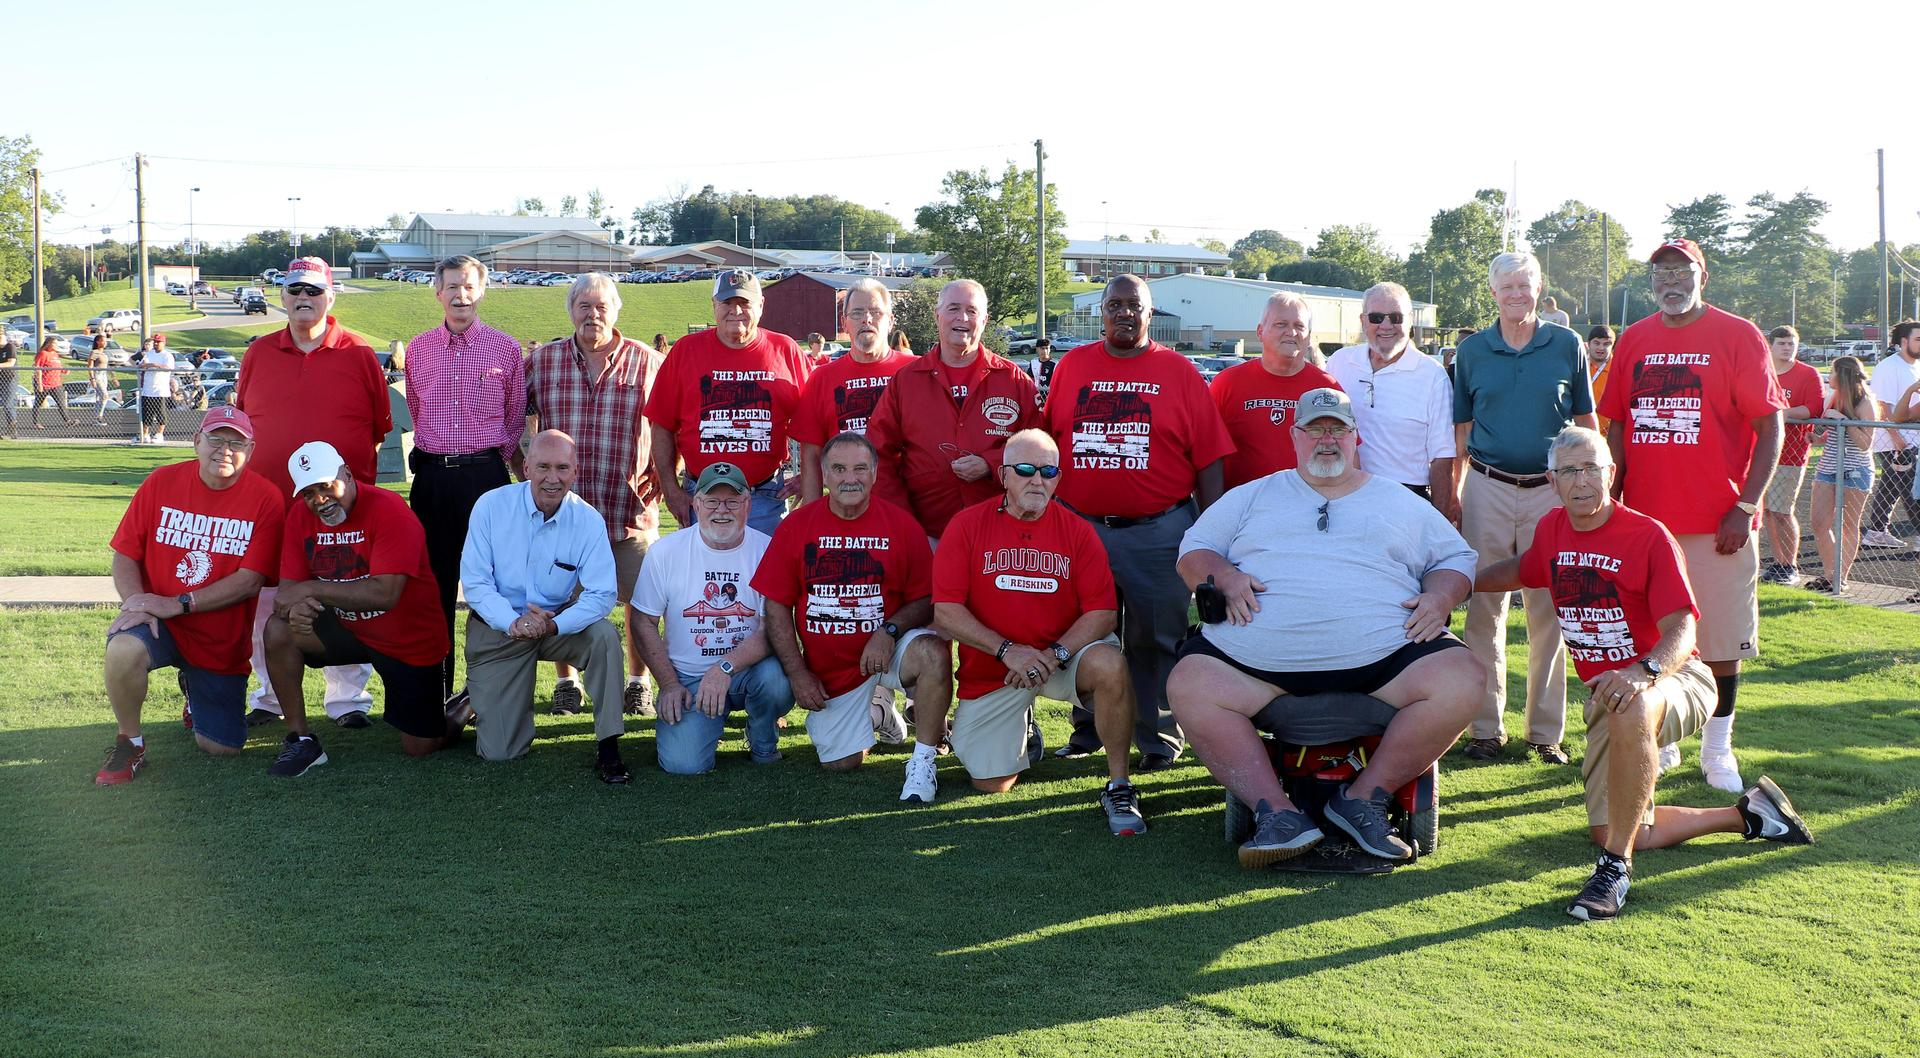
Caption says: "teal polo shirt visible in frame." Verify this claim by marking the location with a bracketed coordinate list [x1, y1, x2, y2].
[1451, 319, 1593, 475]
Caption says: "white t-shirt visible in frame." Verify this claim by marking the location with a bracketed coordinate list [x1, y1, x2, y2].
[1867, 353, 1920, 453]
[138, 347, 175, 398]
[631, 524, 771, 677]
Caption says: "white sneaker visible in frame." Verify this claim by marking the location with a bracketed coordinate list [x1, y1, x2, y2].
[1701, 749, 1744, 793]
[900, 751, 937, 803]
[1657, 743, 1681, 773]
[871, 686, 908, 745]
[1861, 529, 1907, 549]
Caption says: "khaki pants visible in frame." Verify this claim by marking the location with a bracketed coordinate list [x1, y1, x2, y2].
[466, 615, 625, 761]
[1581, 658, 1714, 826]
[1462, 468, 1567, 744]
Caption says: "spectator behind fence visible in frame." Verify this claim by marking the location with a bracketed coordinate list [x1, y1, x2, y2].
[0, 335, 18, 437]
[1761, 326, 1825, 586]
[32, 336, 75, 429]
[1864, 320, 1920, 550]
[88, 338, 112, 424]
[1474, 425, 1812, 922]
[1597, 238, 1784, 793]
[136, 332, 175, 445]
[1808, 356, 1878, 593]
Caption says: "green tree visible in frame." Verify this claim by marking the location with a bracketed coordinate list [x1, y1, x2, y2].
[1525, 201, 1633, 322]
[1146, 229, 1165, 244]
[559, 195, 578, 217]
[1198, 238, 1229, 255]
[0, 135, 59, 303]
[914, 161, 1068, 324]
[1403, 189, 1507, 329]
[1310, 224, 1400, 287]
[1662, 194, 1735, 263]
[586, 188, 607, 221]
[1231, 229, 1303, 277]
[385, 213, 409, 235]
[521, 197, 545, 216]
[1236, 247, 1280, 278]
[1727, 191, 1835, 332]
[1269, 258, 1365, 290]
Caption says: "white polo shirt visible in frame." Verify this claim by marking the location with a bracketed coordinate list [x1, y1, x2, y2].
[1326, 343, 1456, 486]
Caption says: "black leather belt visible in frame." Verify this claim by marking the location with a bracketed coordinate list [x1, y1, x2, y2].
[416, 449, 502, 469]
[1470, 458, 1549, 489]
[1071, 498, 1194, 530]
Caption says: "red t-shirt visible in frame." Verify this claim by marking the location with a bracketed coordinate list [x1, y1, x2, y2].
[1775, 360, 1825, 467]
[1209, 359, 1343, 488]
[750, 497, 933, 696]
[1519, 504, 1698, 683]
[110, 461, 287, 675]
[790, 350, 915, 445]
[233, 319, 393, 500]
[642, 327, 809, 484]
[937, 355, 986, 407]
[1045, 341, 1236, 518]
[932, 497, 1117, 699]
[1596, 306, 1786, 534]
[280, 482, 448, 667]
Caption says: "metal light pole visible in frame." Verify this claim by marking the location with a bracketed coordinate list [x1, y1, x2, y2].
[732, 214, 739, 246]
[288, 197, 302, 256]
[1035, 138, 1046, 342]
[748, 189, 756, 260]
[188, 187, 200, 280]
[1833, 264, 1842, 340]
[1102, 199, 1110, 281]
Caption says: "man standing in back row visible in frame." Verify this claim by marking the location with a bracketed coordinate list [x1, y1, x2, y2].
[1326, 283, 1457, 520]
[406, 254, 528, 708]
[1599, 239, 1784, 793]
[1210, 290, 1343, 490]
[1045, 275, 1234, 769]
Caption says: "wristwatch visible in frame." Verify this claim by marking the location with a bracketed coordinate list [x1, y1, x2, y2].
[718, 659, 736, 676]
[1734, 500, 1760, 517]
[881, 620, 902, 641]
[176, 592, 194, 614]
[1049, 642, 1071, 664]
[1638, 655, 1663, 680]
[995, 639, 1013, 661]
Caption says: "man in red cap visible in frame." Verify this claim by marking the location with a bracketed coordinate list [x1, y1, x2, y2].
[232, 256, 394, 729]
[95, 407, 287, 784]
[1597, 239, 1785, 793]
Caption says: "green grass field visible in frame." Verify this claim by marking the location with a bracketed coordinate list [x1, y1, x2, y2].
[2, 448, 1917, 1057]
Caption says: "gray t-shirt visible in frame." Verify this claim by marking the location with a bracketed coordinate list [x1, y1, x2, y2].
[1179, 471, 1478, 671]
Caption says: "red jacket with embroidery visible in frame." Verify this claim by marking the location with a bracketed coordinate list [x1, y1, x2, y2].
[865, 349, 1042, 538]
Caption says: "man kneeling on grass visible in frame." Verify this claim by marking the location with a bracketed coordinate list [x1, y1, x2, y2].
[924, 429, 1143, 832]
[97, 408, 288, 784]
[1475, 426, 1813, 921]
[262, 441, 464, 777]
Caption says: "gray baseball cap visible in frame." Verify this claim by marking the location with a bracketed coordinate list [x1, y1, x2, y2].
[712, 269, 762, 302]
[1295, 387, 1355, 428]
[694, 461, 750, 495]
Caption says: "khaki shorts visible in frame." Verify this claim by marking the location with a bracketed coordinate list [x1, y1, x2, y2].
[949, 635, 1119, 780]
[612, 529, 658, 607]
[1582, 658, 1714, 826]
[1676, 533, 1760, 663]
[806, 628, 941, 763]
[1764, 463, 1807, 515]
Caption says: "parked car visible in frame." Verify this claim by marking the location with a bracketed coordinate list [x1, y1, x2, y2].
[5, 314, 58, 333]
[8, 380, 123, 410]
[243, 293, 269, 314]
[205, 381, 235, 407]
[69, 334, 131, 366]
[164, 282, 188, 296]
[87, 308, 143, 334]
[198, 356, 241, 381]
[232, 286, 265, 305]
[191, 280, 213, 295]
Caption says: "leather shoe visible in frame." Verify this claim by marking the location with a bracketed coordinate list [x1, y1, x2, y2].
[1135, 752, 1180, 772]
[1528, 741, 1570, 765]
[1460, 736, 1506, 761]
[596, 754, 632, 785]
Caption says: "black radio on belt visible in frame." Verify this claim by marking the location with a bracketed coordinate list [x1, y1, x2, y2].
[1194, 575, 1229, 625]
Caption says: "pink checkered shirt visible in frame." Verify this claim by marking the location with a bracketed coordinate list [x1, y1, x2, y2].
[526, 330, 664, 537]
[404, 320, 527, 455]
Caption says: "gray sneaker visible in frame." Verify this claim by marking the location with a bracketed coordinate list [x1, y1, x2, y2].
[623, 680, 655, 718]
[1237, 803, 1324, 868]
[1739, 775, 1814, 844]
[550, 680, 582, 716]
[1100, 780, 1147, 836]
[1324, 783, 1413, 860]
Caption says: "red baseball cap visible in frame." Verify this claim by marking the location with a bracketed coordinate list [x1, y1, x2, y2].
[197, 406, 256, 440]
[1649, 238, 1707, 271]
[284, 257, 333, 288]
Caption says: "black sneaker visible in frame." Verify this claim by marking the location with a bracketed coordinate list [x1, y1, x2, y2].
[1324, 783, 1413, 860]
[266, 733, 327, 778]
[623, 680, 655, 718]
[1135, 752, 1179, 772]
[1738, 775, 1814, 844]
[1238, 803, 1324, 867]
[334, 710, 372, 729]
[550, 681, 583, 716]
[1568, 852, 1633, 921]
[1100, 780, 1147, 836]
[245, 707, 280, 728]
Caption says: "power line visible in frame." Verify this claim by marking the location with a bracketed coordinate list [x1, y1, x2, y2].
[145, 142, 1028, 175]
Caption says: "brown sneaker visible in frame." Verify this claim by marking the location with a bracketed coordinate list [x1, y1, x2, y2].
[1528, 741, 1571, 765]
[623, 680, 655, 718]
[1460, 736, 1507, 761]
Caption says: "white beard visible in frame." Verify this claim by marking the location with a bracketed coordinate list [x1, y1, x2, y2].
[1303, 454, 1347, 480]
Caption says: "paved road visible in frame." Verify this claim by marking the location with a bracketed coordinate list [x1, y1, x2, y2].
[155, 294, 285, 331]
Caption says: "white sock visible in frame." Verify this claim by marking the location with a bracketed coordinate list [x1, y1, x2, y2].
[626, 675, 645, 686]
[1703, 713, 1735, 758]
[127, 735, 144, 747]
[911, 742, 938, 761]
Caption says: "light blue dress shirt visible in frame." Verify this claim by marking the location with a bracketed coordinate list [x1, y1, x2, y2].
[460, 482, 616, 636]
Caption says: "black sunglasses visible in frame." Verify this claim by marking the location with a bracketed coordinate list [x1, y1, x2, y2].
[1365, 312, 1404, 325]
[1004, 463, 1060, 479]
[286, 283, 326, 297]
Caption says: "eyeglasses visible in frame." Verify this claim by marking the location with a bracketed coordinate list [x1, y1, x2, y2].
[1365, 312, 1405, 325]
[201, 435, 252, 452]
[1552, 464, 1610, 479]
[1004, 463, 1061, 479]
[697, 496, 744, 510]
[1650, 266, 1698, 283]
[1317, 501, 1329, 532]
[844, 307, 887, 319]
[286, 283, 325, 297]
[1294, 424, 1353, 439]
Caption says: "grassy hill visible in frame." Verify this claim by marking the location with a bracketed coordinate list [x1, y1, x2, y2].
[1, 285, 201, 333]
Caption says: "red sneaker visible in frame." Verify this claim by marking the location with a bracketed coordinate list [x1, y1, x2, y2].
[95, 737, 146, 786]
[182, 704, 193, 731]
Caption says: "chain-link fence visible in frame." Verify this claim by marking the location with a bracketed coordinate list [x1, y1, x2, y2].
[1766, 419, 1920, 604]
[0, 365, 226, 443]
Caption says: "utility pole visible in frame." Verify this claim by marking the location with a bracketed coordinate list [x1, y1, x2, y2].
[30, 167, 43, 341]
[1035, 138, 1046, 341]
[135, 154, 151, 348]
[189, 186, 200, 279]
[1601, 212, 1611, 329]
[1879, 148, 1890, 345]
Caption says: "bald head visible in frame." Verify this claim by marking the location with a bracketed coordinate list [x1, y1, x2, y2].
[526, 430, 579, 515]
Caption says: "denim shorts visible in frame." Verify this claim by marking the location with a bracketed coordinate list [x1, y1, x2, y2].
[1814, 466, 1872, 492]
[108, 621, 249, 748]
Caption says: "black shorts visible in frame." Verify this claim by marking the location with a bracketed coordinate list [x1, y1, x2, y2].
[140, 395, 168, 429]
[1177, 631, 1466, 698]
[305, 610, 445, 738]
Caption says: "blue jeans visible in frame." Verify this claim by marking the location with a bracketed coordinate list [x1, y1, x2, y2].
[654, 656, 792, 774]
[1816, 466, 1873, 492]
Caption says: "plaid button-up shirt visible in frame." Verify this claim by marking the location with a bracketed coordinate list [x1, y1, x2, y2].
[526, 330, 664, 537]
[405, 320, 527, 456]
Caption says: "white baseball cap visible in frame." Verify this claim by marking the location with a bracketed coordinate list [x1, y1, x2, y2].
[287, 440, 347, 497]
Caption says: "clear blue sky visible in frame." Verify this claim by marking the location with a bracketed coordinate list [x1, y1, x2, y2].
[16, 0, 1915, 268]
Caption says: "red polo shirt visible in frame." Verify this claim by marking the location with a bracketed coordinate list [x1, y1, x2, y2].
[234, 318, 392, 500]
